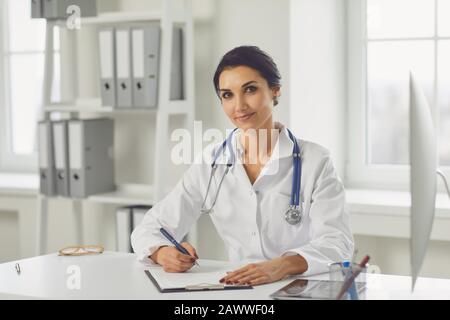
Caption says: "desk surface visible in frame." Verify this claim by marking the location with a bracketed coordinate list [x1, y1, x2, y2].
[1, 252, 450, 300]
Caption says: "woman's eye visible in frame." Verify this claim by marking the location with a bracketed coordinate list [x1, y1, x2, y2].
[245, 86, 257, 93]
[222, 92, 232, 99]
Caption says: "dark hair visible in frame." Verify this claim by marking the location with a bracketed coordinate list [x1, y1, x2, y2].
[213, 46, 282, 106]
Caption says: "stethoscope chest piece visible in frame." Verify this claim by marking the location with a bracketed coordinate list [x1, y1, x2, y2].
[285, 205, 302, 225]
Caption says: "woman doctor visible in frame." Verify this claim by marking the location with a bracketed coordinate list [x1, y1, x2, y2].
[131, 46, 354, 286]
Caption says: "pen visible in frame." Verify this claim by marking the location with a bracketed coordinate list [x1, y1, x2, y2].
[335, 255, 370, 300]
[159, 227, 199, 266]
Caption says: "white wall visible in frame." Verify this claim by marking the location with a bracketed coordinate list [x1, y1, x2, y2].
[290, 0, 347, 176]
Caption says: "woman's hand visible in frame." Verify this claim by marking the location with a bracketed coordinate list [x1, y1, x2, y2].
[151, 242, 199, 273]
[219, 255, 308, 286]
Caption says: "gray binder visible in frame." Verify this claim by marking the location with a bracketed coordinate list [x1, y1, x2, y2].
[43, 0, 97, 20]
[131, 25, 160, 108]
[31, 0, 43, 18]
[98, 27, 117, 107]
[68, 119, 115, 198]
[115, 27, 133, 108]
[53, 121, 70, 197]
[42, 0, 58, 19]
[38, 120, 57, 196]
[170, 27, 183, 100]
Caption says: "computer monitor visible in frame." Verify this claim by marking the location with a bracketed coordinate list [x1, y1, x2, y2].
[409, 72, 437, 290]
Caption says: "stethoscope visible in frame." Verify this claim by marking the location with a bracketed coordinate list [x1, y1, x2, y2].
[200, 127, 303, 225]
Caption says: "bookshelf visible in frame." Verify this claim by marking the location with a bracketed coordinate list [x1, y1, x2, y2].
[36, 0, 195, 255]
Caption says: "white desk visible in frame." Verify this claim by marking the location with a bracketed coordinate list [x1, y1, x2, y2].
[0, 252, 449, 300]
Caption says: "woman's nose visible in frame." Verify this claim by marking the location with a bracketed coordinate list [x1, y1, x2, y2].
[234, 94, 247, 111]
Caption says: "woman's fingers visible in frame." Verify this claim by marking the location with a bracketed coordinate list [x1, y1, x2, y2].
[220, 268, 251, 283]
[164, 259, 192, 272]
[181, 242, 199, 259]
[220, 264, 257, 283]
[248, 276, 270, 286]
[219, 259, 288, 286]
[158, 246, 196, 272]
[174, 251, 196, 263]
[236, 272, 262, 284]
[168, 254, 194, 269]
[226, 268, 257, 283]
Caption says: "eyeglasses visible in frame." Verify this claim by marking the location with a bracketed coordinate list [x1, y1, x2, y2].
[58, 245, 104, 256]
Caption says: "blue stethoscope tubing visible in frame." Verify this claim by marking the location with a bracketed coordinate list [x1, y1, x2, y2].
[201, 127, 303, 225]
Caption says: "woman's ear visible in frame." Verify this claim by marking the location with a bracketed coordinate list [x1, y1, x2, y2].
[272, 86, 281, 106]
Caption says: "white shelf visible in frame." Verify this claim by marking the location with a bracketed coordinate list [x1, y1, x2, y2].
[0, 180, 154, 205]
[44, 104, 112, 113]
[44, 104, 158, 114]
[53, 11, 164, 26]
[88, 184, 154, 205]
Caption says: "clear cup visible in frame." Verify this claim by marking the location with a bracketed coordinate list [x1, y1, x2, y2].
[328, 262, 367, 300]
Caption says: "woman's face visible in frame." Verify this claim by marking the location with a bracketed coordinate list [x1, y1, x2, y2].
[218, 65, 280, 131]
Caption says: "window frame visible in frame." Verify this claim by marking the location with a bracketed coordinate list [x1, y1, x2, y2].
[346, 0, 450, 191]
[0, 1, 41, 173]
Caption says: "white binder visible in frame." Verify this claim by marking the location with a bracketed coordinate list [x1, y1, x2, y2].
[116, 207, 132, 253]
[115, 27, 133, 108]
[98, 27, 117, 107]
[38, 121, 57, 196]
[53, 121, 71, 197]
[131, 25, 160, 108]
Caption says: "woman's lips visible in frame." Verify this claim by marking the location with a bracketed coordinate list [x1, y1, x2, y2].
[235, 112, 256, 122]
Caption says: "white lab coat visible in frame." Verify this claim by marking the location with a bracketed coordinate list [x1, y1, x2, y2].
[131, 122, 354, 276]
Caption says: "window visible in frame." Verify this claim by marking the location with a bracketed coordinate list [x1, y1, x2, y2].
[347, 0, 450, 188]
[0, 0, 60, 172]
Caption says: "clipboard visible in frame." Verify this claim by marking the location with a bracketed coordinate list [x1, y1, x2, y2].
[144, 270, 253, 293]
